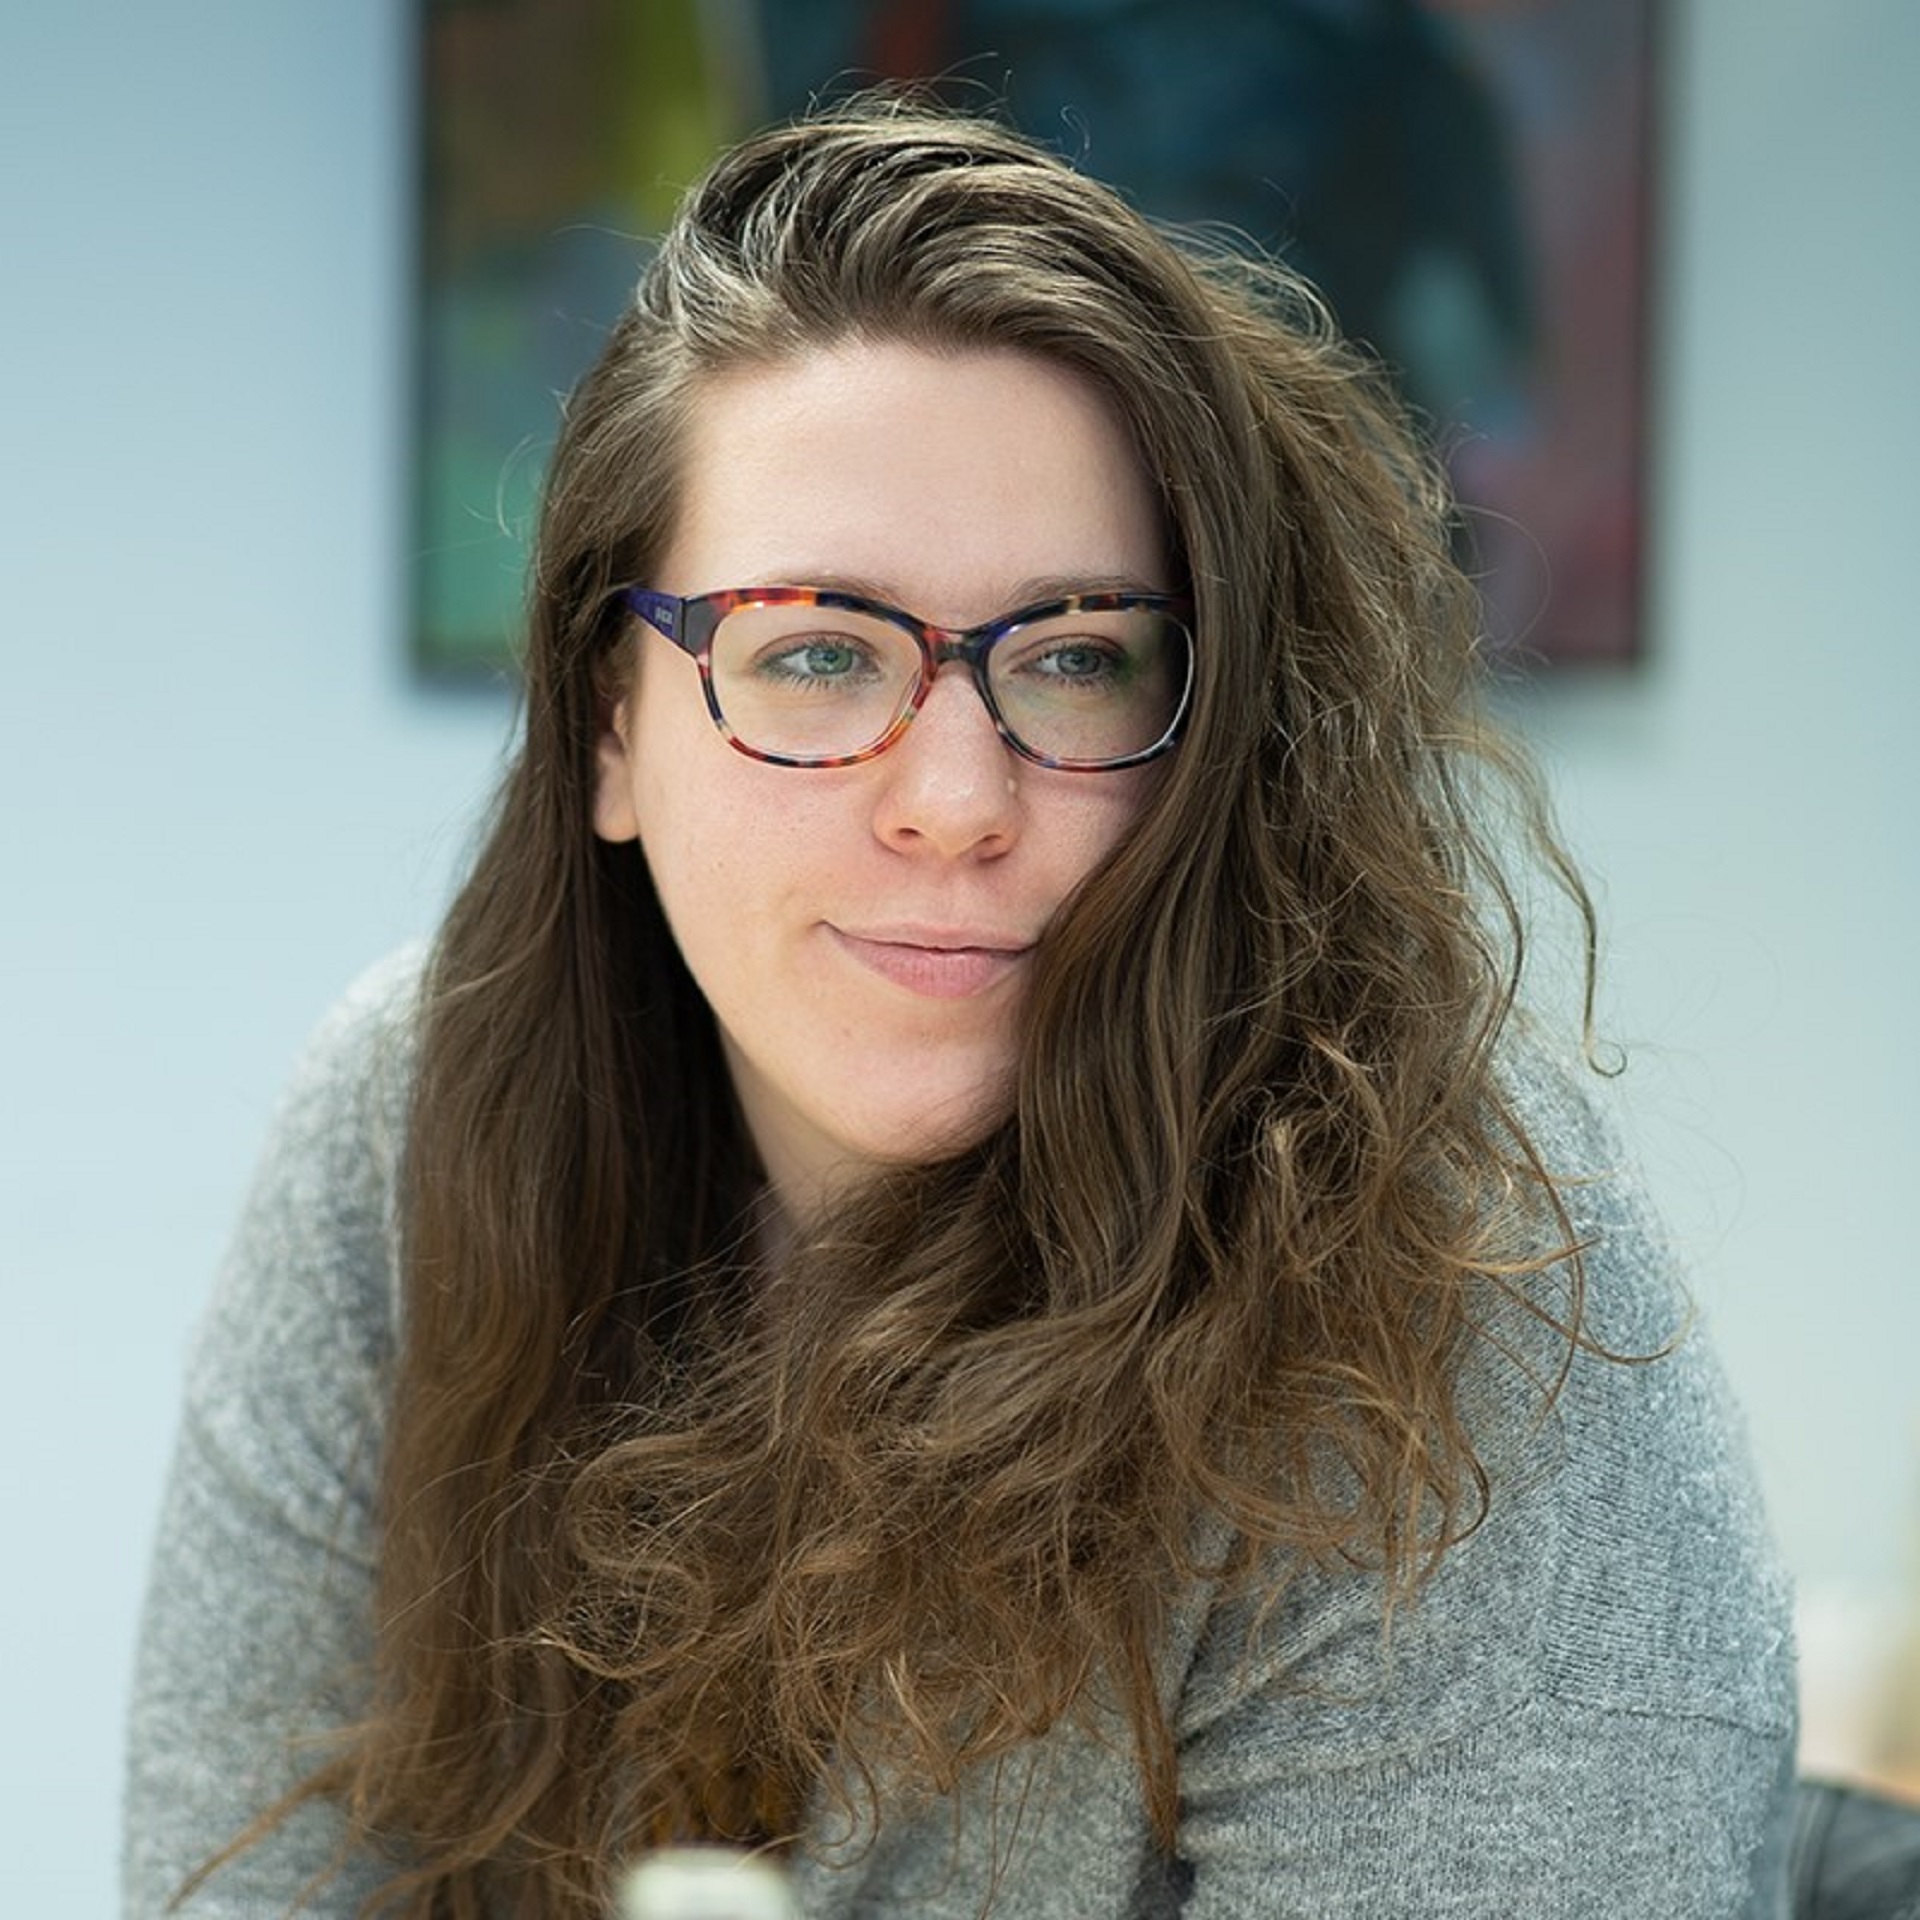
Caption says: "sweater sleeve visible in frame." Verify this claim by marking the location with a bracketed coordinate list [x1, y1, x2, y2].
[1164, 1045, 1800, 1919]
[122, 953, 422, 1919]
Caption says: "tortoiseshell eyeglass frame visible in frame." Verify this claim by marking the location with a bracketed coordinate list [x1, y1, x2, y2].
[617, 584, 1195, 771]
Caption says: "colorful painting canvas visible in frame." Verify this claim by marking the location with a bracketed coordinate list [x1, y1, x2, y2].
[414, 0, 1656, 674]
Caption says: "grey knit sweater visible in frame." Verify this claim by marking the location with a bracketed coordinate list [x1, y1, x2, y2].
[124, 950, 1799, 1917]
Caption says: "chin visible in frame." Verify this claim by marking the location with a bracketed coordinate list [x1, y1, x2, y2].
[838, 1076, 1014, 1173]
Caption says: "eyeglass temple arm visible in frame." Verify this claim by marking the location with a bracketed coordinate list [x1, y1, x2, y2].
[622, 588, 691, 652]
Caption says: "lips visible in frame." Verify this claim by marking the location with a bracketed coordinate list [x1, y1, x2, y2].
[827, 925, 1034, 999]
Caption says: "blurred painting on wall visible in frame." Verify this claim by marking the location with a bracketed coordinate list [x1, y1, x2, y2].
[415, 0, 1656, 675]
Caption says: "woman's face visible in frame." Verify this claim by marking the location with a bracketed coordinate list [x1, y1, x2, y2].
[594, 340, 1169, 1214]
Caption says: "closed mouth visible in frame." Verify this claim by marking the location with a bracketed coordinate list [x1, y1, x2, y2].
[827, 926, 1033, 998]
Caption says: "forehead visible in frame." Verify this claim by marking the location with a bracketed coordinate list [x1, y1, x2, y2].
[658, 340, 1169, 624]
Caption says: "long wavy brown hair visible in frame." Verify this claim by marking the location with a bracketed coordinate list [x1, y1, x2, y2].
[241, 97, 1599, 1918]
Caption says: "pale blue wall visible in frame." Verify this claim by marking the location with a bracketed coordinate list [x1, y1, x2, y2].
[2, 8, 511, 1911]
[2, 3, 1914, 1911]
[1514, 0, 1920, 1592]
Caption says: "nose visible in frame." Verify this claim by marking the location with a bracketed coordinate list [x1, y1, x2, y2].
[870, 662, 1021, 859]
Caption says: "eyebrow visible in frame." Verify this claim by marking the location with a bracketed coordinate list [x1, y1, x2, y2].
[764, 570, 1169, 609]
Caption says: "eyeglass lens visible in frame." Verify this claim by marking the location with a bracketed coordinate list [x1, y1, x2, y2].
[705, 602, 1189, 765]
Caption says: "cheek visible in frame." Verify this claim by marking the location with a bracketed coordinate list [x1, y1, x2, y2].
[628, 677, 743, 862]
[631, 741, 828, 958]
[1048, 767, 1155, 881]
[636, 776, 749, 928]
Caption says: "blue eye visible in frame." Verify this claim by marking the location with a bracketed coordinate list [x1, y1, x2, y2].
[1001, 634, 1132, 696]
[789, 642, 860, 679]
[1031, 642, 1123, 683]
[756, 635, 883, 689]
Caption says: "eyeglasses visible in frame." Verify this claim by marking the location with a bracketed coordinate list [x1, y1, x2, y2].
[620, 585, 1194, 771]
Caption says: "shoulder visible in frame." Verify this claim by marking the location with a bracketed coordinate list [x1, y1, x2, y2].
[1156, 1035, 1799, 1908]
[1491, 1029, 1796, 1729]
[1175, 1029, 1796, 1759]
[1493, 1023, 1677, 1328]
[126, 954, 431, 1915]
[188, 945, 431, 1488]
[274, 941, 429, 1161]
[244, 943, 428, 1262]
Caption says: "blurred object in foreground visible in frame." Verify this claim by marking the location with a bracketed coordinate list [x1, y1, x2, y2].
[1801, 1572, 1920, 1805]
[617, 1846, 795, 1920]
[1874, 1487, 1920, 1800]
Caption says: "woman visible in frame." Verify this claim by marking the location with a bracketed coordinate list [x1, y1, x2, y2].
[125, 100, 1796, 1917]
